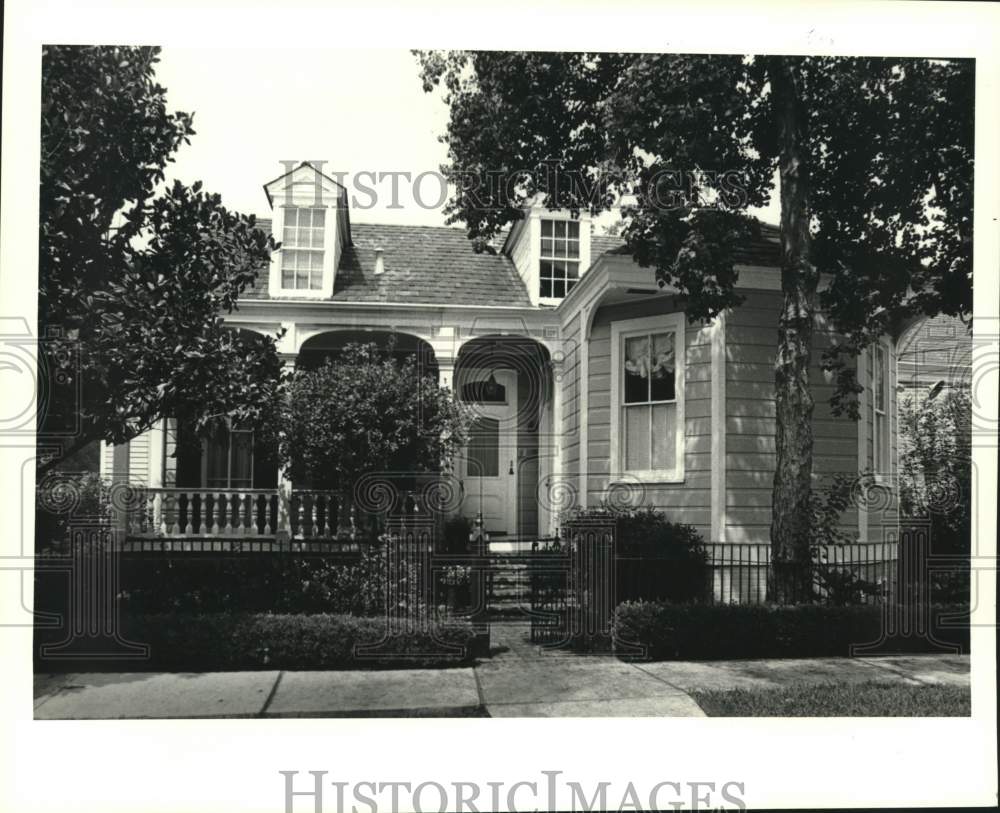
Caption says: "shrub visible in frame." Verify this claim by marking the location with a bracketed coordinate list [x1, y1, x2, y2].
[441, 515, 473, 553]
[612, 600, 970, 661]
[34, 612, 482, 671]
[107, 543, 417, 616]
[563, 505, 708, 603]
[34, 472, 110, 552]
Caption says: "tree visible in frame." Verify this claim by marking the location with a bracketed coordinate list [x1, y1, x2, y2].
[278, 342, 468, 536]
[415, 52, 973, 599]
[38, 46, 282, 475]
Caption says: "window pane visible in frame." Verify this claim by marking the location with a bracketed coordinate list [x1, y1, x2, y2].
[312, 228, 325, 249]
[231, 430, 253, 488]
[567, 221, 580, 238]
[649, 331, 676, 401]
[283, 226, 296, 245]
[540, 278, 552, 298]
[554, 221, 566, 238]
[296, 268, 308, 288]
[540, 238, 553, 256]
[309, 269, 322, 290]
[282, 269, 295, 289]
[651, 403, 677, 471]
[205, 425, 230, 488]
[624, 335, 650, 403]
[541, 220, 553, 237]
[467, 417, 499, 477]
[625, 405, 651, 471]
[312, 208, 325, 226]
[553, 280, 565, 298]
[311, 251, 324, 270]
[874, 346, 886, 411]
[566, 261, 580, 280]
[566, 238, 580, 258]
[285, 208, 298, 227]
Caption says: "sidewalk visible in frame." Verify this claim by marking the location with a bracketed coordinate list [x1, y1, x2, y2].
[33, 624, 970, 719]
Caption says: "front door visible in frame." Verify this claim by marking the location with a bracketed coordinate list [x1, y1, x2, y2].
[457, 368, 517, 536]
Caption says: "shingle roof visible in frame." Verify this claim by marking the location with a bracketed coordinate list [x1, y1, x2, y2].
[599, 222, 781, 267]
[333, 223, 531, 306]
[242, 218, 781, 304]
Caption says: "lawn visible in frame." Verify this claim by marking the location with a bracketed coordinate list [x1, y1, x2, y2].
[691, 681, 971, 716]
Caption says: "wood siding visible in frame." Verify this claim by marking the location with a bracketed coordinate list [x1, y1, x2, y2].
[586, 297, 713, 540]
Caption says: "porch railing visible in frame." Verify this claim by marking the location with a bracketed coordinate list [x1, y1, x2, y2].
[123, 487, 349, 542]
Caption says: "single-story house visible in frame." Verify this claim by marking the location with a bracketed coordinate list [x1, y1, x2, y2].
[102, 163, 904, 550]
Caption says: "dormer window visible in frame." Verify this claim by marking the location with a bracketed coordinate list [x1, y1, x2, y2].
[540, 219, 580, 299]
[280, 207, 326, 290]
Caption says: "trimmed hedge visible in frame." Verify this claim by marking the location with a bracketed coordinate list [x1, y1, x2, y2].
[612, 601, 970, 660]
[35, 613, 483, 672]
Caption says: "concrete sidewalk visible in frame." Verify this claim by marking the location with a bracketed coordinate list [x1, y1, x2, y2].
[33, 625, 970, 719]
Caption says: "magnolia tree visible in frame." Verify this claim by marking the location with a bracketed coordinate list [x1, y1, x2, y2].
[415, 52, 973, 600]
[38, 46, 283, 475]
[277, 342, 468, 536]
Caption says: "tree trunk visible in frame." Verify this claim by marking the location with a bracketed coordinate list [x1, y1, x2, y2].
[768, 57, 819, 603]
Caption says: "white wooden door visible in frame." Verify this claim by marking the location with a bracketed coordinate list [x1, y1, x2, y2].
[457, 369, 517, 536]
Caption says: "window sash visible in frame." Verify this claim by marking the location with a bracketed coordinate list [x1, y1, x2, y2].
[280, 207, 326, 290]
[613, 320, 683, 479]
[539, 219, 581, 299]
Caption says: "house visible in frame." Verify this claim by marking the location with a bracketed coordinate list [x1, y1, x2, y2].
[101, 163, 903, 553]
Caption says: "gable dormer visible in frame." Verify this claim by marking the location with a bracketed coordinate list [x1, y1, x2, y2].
[263, 162, 351, 298]
[503, 203, 592, 307]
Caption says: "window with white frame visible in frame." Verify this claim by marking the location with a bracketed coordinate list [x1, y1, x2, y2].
[281, 207, 325, 290]
[539, 219, 580, 299]
[871, 343, 890, 473]
[611, 313, 686, 481]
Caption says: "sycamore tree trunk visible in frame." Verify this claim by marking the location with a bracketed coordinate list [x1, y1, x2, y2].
[768, 57, 819, 603]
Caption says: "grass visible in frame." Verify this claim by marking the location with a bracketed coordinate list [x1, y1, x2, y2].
[691, 681, 971, 717]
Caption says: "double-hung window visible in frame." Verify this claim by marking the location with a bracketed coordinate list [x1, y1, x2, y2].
[871, 342, 890, 474]
[281, 207, 325, 290]
[539, 219, 580, 299]
[610, 313, 686, 482]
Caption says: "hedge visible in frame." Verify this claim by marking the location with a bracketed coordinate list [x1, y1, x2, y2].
[612, 601, 970, 661]
[35, 613, 484, 672]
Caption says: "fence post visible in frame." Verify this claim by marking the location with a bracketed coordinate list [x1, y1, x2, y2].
[468, 512, 489, 629]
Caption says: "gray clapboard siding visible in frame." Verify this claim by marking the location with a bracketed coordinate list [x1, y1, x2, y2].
[584, 297, 712, 523]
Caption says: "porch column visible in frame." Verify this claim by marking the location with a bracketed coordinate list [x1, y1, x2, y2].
[543, 353, 565, 536]
[275, 354, 297, 542]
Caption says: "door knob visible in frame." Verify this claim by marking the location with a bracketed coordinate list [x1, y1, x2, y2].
[508, 460, 514, 475]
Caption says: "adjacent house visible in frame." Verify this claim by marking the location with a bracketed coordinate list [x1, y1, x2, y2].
[102, 163, 903, 551]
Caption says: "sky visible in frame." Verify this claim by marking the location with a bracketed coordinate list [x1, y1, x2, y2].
[155, 47, 781, 229]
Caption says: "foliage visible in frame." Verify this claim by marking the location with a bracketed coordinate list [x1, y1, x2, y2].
[105, 545, 418, 616]
[442, 514, 474, 553]
[39, 46, 282, 473]
[277, 341, 468, 515]
[898, 388, 972, 601]
[34, 472, 110, 551]
[691, 682, 970, 717]
[563, 505, 707, 604]
[612, 601, 970, 661]
[807, 473, 858, 548]
[416, 51, 972, 397]
[35, 612, 480, 672]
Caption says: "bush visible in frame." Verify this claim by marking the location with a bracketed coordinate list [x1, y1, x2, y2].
[35, 612, 482, 671]
[88, 544, 413, 616]
[441, 515, 473, 553]
[612, 600, 970, 661]
[34, 472, 110, 552]
[564, 505, 708, 603]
